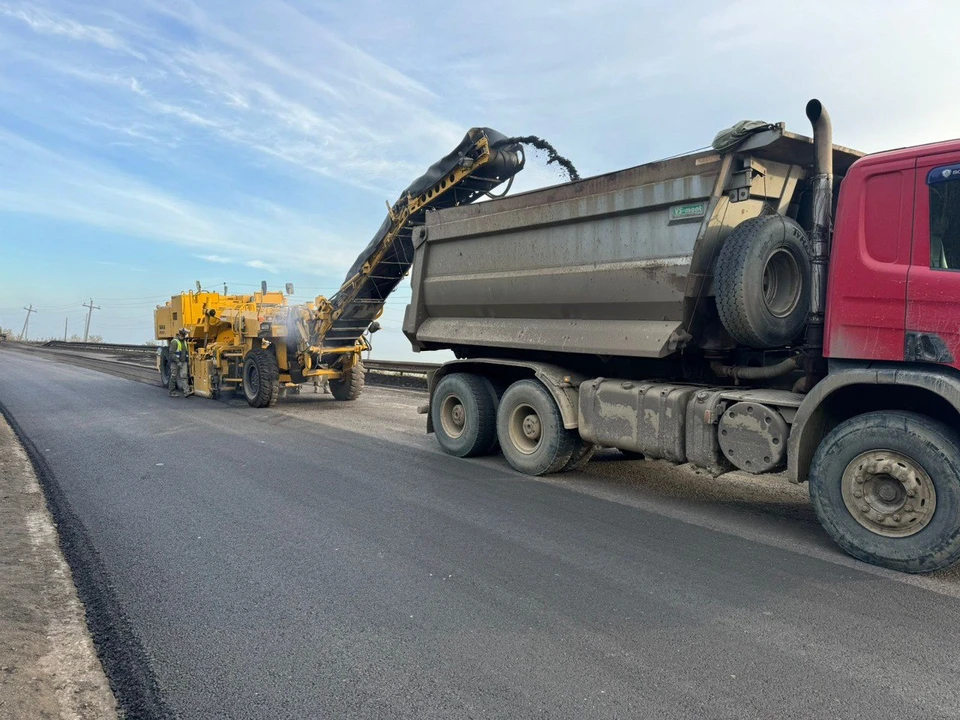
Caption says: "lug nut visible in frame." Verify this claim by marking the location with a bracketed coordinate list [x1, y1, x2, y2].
[861, 505, 870, 514]
[904, 505, 913, 513]
[854, 491, 863, 499]
[893, 514, 902, 522]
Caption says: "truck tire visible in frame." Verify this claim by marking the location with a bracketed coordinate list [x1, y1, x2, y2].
[497, 379, 577, 476]
[432, 373, 498, 457]
[242, 349, 280, 408]
[561, 440, 598, 472]
[330, 361, 365, 401]
[715, 215, 811, 348]
[159, 347, 171, 388]
[809, 411, 960, 573]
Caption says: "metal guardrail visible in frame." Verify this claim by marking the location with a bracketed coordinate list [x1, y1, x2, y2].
[44, 340, 154, 354]
[41, 341, 440, 376]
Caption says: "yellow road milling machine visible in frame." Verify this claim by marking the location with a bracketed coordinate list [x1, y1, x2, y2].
[154, 128, 525, 407]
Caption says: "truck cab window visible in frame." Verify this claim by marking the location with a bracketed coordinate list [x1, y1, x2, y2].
[929, 168, 960, 270]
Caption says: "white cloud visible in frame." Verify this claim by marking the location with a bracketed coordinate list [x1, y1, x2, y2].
[151, 100, 220, 128]
[0, 127, 358, 274]
[0, 0, 464, 192]
[0, 1, 139, 55]
[198, 255, 279, 274]
[245, 260, 277, 274]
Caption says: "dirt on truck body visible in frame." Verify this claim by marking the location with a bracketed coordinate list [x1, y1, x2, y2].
[405, 99, 960, 575]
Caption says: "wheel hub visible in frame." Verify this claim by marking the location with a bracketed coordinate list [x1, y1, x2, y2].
[439, 394, 466, 439]
[841, 450, 937, 537]
[508, 403, 543, 455]
[522, 414, 541, 441]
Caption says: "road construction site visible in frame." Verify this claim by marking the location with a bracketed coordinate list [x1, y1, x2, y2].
[6, 96, 960, 718]
[3, 340, 960, 719]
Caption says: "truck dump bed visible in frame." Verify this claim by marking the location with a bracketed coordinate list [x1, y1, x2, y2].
[404, 126, 861, 359]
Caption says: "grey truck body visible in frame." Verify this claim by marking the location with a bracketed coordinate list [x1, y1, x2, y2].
[403, 126, 860, 361]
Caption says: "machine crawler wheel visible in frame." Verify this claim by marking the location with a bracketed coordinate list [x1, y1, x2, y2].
[242, 349, 280, 408]
[715, 215, 811, 348]
[330, 360, 365, 401]
[809, 411, 960, 573]
[431, 373, 498, 457]
[497, 379, 577, 476]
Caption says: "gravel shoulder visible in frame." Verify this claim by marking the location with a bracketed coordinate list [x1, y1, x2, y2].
[0, 413, 118, 719]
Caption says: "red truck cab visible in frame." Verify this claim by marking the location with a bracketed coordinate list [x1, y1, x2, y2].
[826, 140, 960, 366]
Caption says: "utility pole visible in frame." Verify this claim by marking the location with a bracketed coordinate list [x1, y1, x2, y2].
[64, 317, 69, 341]
[19, 305, 36, 341]
[82, 299, 100, 342]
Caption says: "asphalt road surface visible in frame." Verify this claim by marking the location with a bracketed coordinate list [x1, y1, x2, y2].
[2, 348, 960, 719]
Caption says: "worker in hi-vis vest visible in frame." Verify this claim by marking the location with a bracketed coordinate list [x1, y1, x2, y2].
[168, 328, 193, 397]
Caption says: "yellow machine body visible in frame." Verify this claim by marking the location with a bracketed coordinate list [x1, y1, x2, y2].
[154, 288, 369, 404]
[153, 127, 524, 407]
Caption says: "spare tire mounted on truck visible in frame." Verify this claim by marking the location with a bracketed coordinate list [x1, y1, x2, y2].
[715, 215, 812, 348]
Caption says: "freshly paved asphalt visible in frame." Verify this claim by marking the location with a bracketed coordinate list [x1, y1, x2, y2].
[2, 348, 959, 719]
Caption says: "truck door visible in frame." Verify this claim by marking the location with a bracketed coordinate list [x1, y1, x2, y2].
[906, 151, 960, 368]
[824, 158, 915, 361]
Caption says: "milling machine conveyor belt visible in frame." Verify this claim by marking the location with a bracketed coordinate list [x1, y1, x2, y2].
[321, 128, 524, 350]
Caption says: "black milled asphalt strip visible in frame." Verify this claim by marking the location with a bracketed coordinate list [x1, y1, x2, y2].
[2, 350, 960, 719]
[0, 398, 174, 720]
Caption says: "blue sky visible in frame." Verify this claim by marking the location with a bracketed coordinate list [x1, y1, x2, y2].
[1, 0, 958, 359]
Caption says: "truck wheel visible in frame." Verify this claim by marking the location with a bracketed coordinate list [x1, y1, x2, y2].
[242, 349, 280, 408]
[715, 215, 811, 348]
[809, 411, 960, 573]
[497, 379, 577, 475]
[330, 360, 365, 401]
[432, 373, 498, 457]
[561, 440, 598, 472]
[159, 348, 171, 388]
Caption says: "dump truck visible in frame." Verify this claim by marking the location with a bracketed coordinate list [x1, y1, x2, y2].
[155, 128, 524, 406]
[405, 99, 960, 573]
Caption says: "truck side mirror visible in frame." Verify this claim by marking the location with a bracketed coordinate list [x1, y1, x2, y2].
[368, 321, 381, 334]
[285, 283, 295, 295]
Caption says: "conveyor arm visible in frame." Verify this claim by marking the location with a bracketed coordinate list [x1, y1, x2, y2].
[315, 128, 524, 351]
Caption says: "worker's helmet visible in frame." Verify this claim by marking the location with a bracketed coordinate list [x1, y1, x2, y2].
[177, 328, 188, 337]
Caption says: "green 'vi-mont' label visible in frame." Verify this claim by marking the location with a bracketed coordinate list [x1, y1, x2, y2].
[670, 202, 706, 221]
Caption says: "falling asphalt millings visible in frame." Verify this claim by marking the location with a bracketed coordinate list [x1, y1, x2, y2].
[495, 135, 580, 181]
